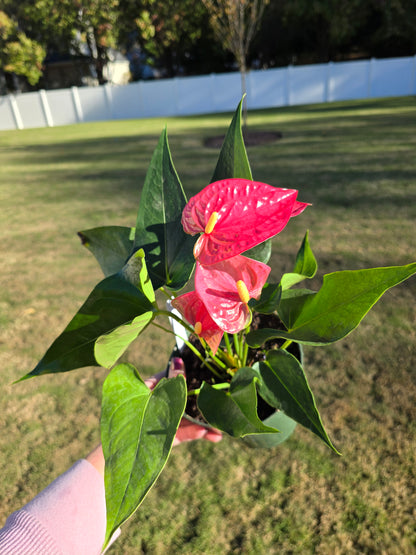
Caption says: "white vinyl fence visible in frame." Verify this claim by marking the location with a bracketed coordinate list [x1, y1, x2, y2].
[1, 55, 415, 131]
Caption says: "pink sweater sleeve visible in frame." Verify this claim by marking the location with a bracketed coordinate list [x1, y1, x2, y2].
[0, 459, 120, 555]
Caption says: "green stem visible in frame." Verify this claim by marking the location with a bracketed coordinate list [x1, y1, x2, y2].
[158, 309, 194, 335]
[241, 324, 251, 366]
[160, 287, 174, 299]
[281, 339, 292, 350]
[223, 332, 233, 355]
[188, 382, 230, 396]
[151, 322, 188, 346]
[182, 339, 223, 379]
[233, 333, 241, 360]
[207, 352, 229, 371]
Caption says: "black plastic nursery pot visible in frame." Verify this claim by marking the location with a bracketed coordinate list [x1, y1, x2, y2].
[173, 313, 302, 449]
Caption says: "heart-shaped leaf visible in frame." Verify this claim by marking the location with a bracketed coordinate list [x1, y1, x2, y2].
[259, 351, 339, 453]
[247, 263, 416, 346]
[197, 380, 277, 437]
[120, 248, 155, 304]
[101, 364, 186, 548]
[134, 128, 195, 290]
[232, 366, 297, 448]
[95, 311, 154, 368]
[19, 274, 154, 379]
[249, 282, 282, 314]
[78, 226, 135, 276]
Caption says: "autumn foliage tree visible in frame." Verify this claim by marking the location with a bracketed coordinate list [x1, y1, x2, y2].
[0, 10, 45, 88]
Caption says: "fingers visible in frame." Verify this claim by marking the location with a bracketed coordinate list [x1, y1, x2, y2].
[204, 428, 223, 443]
[168, 356, 185, 378]
[145, 357, 185, 390]
[173, 419, 222, 446]
[145, 357, 222, 444]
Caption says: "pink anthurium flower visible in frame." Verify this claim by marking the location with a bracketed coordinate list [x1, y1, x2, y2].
[171, 291, 223, 354]
[182, 178, 308, 265]
[195, 255, 271, 334]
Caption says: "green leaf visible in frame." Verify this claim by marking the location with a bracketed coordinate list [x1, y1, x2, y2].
[260, 351, 339, 453]
[244, 239, 272, 264]
[278, 263, 416, 345]
[120, 248, 155, 304]
[134, 128, 195, 291]
[101, 364, 186, 547]
[197, 380, 277, 437]
[211, 97, 253, 182]
[231, 365, 280, 413]
[95, 311, 153, 368]
[249, 282, 282, 314]
[78, 226, 135, 277]
[280, 231, 317, 290]
[278, 288, 317, 329]
[243, 411, 298, 449]
[19, 275, 154, 379]
[248, 263, 416, 347]
[232, 366, 297, 448]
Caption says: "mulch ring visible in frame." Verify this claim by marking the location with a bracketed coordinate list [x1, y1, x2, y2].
[204, 130, 282, 149]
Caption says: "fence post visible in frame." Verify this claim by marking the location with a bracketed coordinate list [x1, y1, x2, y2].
[411, 55, 416, 95]
[39, 89, 54, 127]
[367, 58, 375, 98]
[284, 65, 291, 106]
[104, 84, 113, 119]
[324, 61, 333, 103]
[71, 86, 84, 123]
[8, 94, 23, 130]
[209, 73, 217, 112]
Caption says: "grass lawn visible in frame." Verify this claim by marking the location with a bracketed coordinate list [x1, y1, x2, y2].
[0, 96, 415, 554]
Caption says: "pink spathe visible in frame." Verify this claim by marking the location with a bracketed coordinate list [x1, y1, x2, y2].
[182, 178, 308, 265]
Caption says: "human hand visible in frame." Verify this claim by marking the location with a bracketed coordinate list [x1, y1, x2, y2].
[145, 357, 222, 446]
[87, 358, 222, 475]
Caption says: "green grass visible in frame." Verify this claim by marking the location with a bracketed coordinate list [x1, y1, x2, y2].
[0, 97, 415, 554]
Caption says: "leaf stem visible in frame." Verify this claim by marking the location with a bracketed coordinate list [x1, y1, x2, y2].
[188, 382, 230, 396]
[182, 339, 223, 379]
[158, 309, 194, 335]
[241, 324, 251, 366]
[160, 287, 174, 299]
[223, 332, 233, 356]
[233, 332, 241, 360]
[281, 339, 292, 350]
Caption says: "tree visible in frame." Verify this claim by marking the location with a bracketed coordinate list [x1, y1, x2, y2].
[2, 0, 120, 87]
[118, 0, 217, 78]
[0, 10, 45, 89]
[202, 0, 269, 122]
[74, 0, 120, 84]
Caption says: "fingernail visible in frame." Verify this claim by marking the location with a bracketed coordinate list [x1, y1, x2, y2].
[172, 357, 184, 370]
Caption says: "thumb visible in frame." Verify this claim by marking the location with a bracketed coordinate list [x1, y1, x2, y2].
[168, 357, 185, 378]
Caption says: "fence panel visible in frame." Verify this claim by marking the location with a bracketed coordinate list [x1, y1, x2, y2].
[175, 75, 215, 115]
[0, 96, 16, 131]
[289, 64, 327, 106]
[1, 55, 415, 131]
[247, 67, 287, 109]
[210, 72, 243, 113]
[77, 87, 109, 122]
[15, 91, 46, 129]
[328, 60, 369, 102]
[47, 89, 79, 127]
[371, 56, 415, 98]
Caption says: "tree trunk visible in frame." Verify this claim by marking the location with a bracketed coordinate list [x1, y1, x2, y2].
[240, 61, 248, 128]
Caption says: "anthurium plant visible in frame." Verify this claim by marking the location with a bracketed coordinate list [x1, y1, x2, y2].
[20, 100, 416, 548]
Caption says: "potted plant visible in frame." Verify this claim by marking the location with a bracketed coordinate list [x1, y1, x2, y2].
[19, 100, 416, 549]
